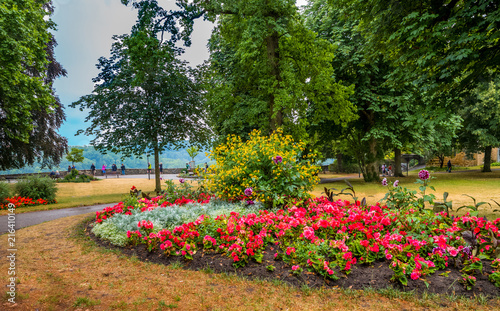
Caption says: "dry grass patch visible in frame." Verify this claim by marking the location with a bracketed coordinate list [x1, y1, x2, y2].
[1, 213, 499, 310]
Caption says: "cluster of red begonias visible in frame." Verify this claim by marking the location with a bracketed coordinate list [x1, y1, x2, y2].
[0, 196, 54, 210]
[97, 195, 500, 284]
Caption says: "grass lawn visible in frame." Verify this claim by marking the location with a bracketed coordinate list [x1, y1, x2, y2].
[313, 169, 500, 219]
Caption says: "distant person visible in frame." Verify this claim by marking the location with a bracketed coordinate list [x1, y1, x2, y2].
[205, 162, 208, 173]
[112, 163, 117, 173]
[55, 170, 60, 178]
[186, 162, 189, 172]
[388, 165, 392, 176]
[90, 163, 96, 176]
[447, 160, 452, 173]
[67, 165, 71, 173]
[147, 162, 152, 174]
[159, 162, 163, 174]
[381, 164, 386, 176]
[72, 164, 76, 170]
[121, 163, 126, 175]
[49, 170, 56, 178]
[102, 164, 106, 176]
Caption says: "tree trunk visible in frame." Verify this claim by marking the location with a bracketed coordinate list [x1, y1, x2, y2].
[154, 144, 161, 193]
[363, 138, 379, 182]
[394, 148, 404, 177]
[266, 27, 282, 132]
[438, 154, 445, 168]
[336, 152, 343, 173]
[482, 146, 492, 172]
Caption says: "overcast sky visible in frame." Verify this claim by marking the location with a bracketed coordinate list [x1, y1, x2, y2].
[52, 0, 307, 146]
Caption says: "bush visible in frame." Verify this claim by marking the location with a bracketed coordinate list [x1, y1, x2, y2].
[15, 175, 57, 202]
[205, 129, 320, 209]
[59, 169, 97, 183]
[0, 182, 10, 203]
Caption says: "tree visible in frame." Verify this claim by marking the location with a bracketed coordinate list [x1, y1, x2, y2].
[71, 3, 210, 192]
[66, 148, 85, 167]
[337, 0, 500, 95]
[198, 0, 355, 142]
[186, 146, 199, 163]
[458, 78, 500, 172]
[0, 0, 67, 170]
[306, 1, 463, 181]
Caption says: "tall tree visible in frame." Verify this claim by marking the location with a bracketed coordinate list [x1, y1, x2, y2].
[199, 0, 356, 141]
[71, 3, 209, 192]
[458, 77, 500, 172]
[305, 1, 462, 181]
[0, 0, 68, 170]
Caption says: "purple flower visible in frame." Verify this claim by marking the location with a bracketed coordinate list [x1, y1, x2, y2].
[179, 178, 185, 183]
[418, 169, 430, 180]
[381, 178, 388, 186]
[393, 180, 399, 187]
[273, 155, 283, 164]
[244, 187, 253, 196]
[246, 200, 254, 205]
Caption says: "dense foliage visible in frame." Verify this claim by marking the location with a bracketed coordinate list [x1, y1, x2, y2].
[205, 130, 320, 209]
[14, 175, 57, 202]
[0, 182, 10, 204]
[0, 0, 67, 170]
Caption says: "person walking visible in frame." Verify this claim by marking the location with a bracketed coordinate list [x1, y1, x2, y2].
[147, 162, 152, 174]
[121, 163, 126, 175]
[102, 164, 106, 176]
[159, 163, 163, 174]
[90, 163, 96, 176]
[381, 164, 386, 176]
[447, 160, 452, 173]
[67, 165, 71, 173]
[205, 162, 209, 173]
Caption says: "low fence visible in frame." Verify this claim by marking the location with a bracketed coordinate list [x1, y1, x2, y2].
[0, 168, 184, 182]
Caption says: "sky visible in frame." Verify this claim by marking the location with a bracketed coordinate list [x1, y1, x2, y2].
[52, 0, 307, 146]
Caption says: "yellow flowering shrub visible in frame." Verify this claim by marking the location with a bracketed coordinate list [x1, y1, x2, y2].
[205, 129, 320, 209]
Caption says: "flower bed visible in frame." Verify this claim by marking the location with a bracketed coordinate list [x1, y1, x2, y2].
[91, 193, 500, 295]
[0, 196, 55, 210]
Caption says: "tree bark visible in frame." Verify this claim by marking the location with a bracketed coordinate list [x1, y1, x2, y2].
[363, 138, 379, 182]
[336, 152, 343, 173]
[154, 143, 161, 193]
[394, 148, 404, 177]
[482, 145, 492, 172]
[266, 27, 283, 132]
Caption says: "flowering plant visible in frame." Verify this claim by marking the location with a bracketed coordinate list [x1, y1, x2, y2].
[380, 170, 436, 211]
[0, 196, 54, 210]
[459, 274, 476, 290]
[205, 129, 320, 209]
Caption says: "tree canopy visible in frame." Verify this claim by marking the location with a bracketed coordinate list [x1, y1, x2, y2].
[71, 3, 209, 191]
[0, 0, 67, 170]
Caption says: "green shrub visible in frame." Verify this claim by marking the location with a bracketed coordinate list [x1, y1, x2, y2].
[492, 162, 500, 167]
[205, 129, 320, 209]
[59, 169, 96, 183]
[15, 175, 57, 201]
[0, 182, 10, 203]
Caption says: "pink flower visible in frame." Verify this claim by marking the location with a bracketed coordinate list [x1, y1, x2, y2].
[393, 180, 399, 187]
[273, 156, 283, 164]
[179, 178, 185, 183]
[381, 178, 388, 186]
[418, 170, 430, 180]
[244, 187, 253, 196]
[292, 265, 300, 271]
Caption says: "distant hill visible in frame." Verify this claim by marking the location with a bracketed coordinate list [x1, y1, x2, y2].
[0, 145, 212, 175]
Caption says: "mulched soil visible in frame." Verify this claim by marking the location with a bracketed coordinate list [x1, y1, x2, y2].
[85, 221, 500, 299]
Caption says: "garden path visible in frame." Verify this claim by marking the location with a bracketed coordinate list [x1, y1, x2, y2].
[0, 203, 114, 234]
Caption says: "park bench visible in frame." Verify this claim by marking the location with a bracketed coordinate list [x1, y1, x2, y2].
[106, 171, 119, 178]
